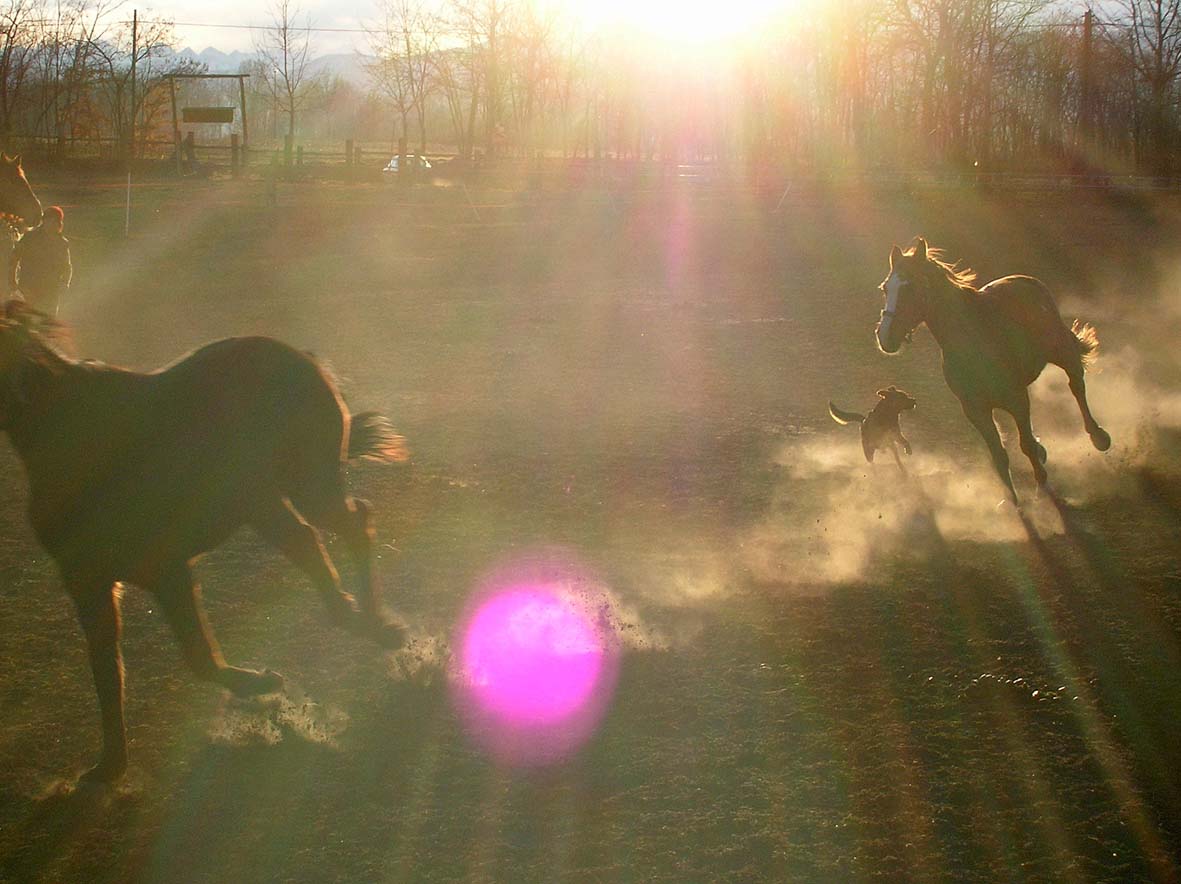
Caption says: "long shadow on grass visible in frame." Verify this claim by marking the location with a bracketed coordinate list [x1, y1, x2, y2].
[135, 679, 459, 884]
[1017, 496, 1181, 879]
[0, 782, 141, 883]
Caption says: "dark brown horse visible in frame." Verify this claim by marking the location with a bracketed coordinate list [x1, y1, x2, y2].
[0, 153, 43, 229]
[0, 304, 408, 783]
[875, 238, 1110, 503]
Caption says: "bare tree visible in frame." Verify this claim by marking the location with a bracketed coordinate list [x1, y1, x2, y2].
[85, 8, 188, 158]
[368, 0, 437, 153]
[0, 0, 43, 149]
[253, 0, 321, 139]
[433, 30, 482, 159]
[449, 0, 516, 155]
[1124, 0, 1181, 171]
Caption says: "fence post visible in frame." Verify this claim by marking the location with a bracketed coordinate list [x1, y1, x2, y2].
[346, 138, 354, 166]
[231, 133, 240, 178]
[355, 147, 362, 169]
[284, 134, 293, 166]
[267, 151, 278, 206]
[184, 131, 197, 171]
[296, 145, 303, 167]
[398, 136, 407, 184]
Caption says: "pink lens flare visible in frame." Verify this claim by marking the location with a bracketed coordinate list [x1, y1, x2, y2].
[451, 556, 620, 766]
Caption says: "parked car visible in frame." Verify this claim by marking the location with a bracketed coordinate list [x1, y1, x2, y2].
[383, 155, 432, 173]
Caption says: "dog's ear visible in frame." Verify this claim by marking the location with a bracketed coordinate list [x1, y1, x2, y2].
[889, 245, 903, 269]
[913, 237, 928, 259]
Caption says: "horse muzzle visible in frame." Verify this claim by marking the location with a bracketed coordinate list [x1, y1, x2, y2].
[876, 312, 903, 354]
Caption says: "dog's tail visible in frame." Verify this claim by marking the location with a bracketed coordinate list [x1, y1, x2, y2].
[348, 411, 409, 463]
[828, 402, 864, 426]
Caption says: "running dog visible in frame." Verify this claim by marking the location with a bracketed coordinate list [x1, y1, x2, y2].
[828, 386, 917, 470]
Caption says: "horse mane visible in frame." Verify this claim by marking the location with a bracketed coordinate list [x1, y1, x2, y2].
[915, 246, 979, 293]
[2, 299, 76, 362]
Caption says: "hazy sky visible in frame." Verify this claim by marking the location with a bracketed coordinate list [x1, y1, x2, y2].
[153, 0, 785, 57]
[151, 1, 374, 55]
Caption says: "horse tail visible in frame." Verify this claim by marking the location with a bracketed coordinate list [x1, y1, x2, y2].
[1071, 319, 1100, 368]
[347, 411, 409, 463]
[828, 402, 864, 426]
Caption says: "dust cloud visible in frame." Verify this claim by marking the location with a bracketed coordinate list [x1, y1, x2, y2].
[737, 287, 1181, 591]
[738, 440, 1057, 590]
[209, 686, 350, 748]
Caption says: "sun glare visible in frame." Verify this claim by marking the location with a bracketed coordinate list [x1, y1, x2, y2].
[450, 554, 621, 766]
[568, 0, 785, 45]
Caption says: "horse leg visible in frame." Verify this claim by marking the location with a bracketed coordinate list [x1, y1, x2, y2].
[251, 498, 358, 628]
[963, 404, 1019, 504]
[1064, 364, 1112, 452]
[151, 563, 283, 697]
[1010, 394, 1049, 488]
[317, 496, 406, 650]
[70, 581, 128, 783]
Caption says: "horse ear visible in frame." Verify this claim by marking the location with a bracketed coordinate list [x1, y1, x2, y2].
[889, 245, 903, 268]
[12, 154, 22, 167]
[913, 237, 928, 259]
[877, 389, 888, 398]
[888, 385, 899, 392]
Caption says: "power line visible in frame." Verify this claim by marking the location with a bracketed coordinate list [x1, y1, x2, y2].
[137, 19, 372, 35]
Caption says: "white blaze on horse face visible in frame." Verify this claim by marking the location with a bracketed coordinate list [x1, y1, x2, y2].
[878, 270, 906, 348]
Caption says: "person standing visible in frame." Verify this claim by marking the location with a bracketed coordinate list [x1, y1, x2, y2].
[10, 205, 72, 316]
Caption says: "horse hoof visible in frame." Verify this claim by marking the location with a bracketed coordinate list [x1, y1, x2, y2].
[1090, 428, 1112, 452]
[371, 619, 408, 650]
[79, 757, 127, 787]
[225, 667, 284, 698]
[256, 669, 285, 694]
[325, 594, 362, 627]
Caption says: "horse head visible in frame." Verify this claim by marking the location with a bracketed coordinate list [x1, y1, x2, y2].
[0, 154, 43, 230]
[876, 237, 933, 355]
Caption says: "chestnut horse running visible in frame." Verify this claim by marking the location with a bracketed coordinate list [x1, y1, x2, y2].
[0, 304, 407, 783]
[875, 238, 1110, 503]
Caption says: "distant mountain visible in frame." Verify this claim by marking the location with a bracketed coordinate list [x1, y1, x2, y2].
[167, 46, 375, 88]
[307, 53, 374, 88]
[175, 46, 255, 72]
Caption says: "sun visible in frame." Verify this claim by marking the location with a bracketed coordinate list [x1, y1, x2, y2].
[568, 0, 784, 46]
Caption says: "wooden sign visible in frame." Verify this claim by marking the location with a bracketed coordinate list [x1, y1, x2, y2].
[182, 107, 235, 124]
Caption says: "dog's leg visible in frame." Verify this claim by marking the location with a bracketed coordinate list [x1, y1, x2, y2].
[890, 442, 908, 477]
[151, 563, 283, 697]
[70, 581, 128, 784]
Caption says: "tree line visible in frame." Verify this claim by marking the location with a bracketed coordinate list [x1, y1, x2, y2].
[4, 0, 1181, 175]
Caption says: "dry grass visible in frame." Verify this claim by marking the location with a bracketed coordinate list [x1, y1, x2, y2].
[0, 177, 1179, 882]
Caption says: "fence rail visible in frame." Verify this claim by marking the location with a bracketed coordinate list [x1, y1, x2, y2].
[5, 133, 1181, 194]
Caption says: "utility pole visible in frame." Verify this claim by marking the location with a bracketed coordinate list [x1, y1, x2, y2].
[126, 9, 137, 237]
[1080, 9, 1094, 145]
[129, 9, 137, 163]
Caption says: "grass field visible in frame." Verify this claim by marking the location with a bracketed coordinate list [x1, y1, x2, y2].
[1, 173, 1180, 882]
